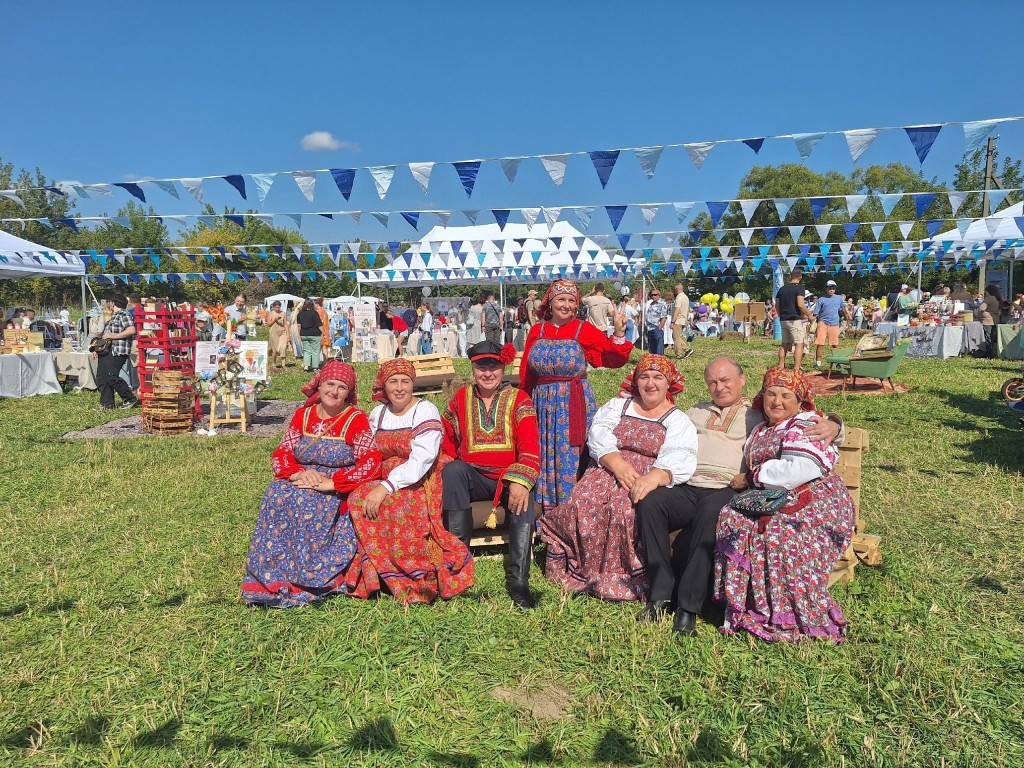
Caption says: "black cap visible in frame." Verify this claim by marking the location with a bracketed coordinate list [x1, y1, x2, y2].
[468, 340, 504, 364]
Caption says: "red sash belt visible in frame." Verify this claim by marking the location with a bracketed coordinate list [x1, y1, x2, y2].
[536, 374, 587, 447]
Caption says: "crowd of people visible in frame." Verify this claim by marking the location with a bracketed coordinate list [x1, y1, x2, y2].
[241, 278, 857, 644]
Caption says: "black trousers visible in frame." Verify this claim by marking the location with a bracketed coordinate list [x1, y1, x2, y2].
[637, 484, 735, 612]
[96, 353, 135, 408]
[983, 324, 997, 358]
[441, 460, 535, 526]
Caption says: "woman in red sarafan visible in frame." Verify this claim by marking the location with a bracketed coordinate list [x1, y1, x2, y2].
[344, 359, 474, 603]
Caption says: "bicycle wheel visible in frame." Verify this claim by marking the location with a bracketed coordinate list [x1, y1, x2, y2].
[1001, 378, 1024, 402]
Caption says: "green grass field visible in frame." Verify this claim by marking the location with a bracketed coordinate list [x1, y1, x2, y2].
[2, 338, 1023, 767]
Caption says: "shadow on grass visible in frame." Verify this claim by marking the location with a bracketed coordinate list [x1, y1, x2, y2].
[132, 718, 181, 748]
[969, 575, 1008, 594]
[348, 718, 399, 752]
[66, 715, 111, 746]
[0, 603, 29, 618]
[3, 721, 51, 750]
[593, 728, 642, 765]
[935, 390, 1024, 470]
[279, 741, 328, 757]
[522, 738, 557, 763]
[686, 727, 737, 763]
[156, 592, 188, 608]
[211, 734, 249, 751]
[426, 751, 482, 767]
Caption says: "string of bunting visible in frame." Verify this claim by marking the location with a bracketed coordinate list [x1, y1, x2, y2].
[2, 187, 1018, 235]
[0, 117, 1018, 206]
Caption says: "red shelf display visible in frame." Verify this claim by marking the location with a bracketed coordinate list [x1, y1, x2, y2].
[134, 304, 202, 421]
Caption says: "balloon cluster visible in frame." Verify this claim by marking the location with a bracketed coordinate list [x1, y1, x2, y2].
[697, 292, 734, 314]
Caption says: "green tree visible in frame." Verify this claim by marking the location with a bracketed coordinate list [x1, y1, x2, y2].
[952, 146, 1022, 219]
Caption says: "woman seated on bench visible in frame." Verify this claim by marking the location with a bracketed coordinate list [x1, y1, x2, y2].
[539, 354, 698, 601]
[344, 359, 474, 603]
[714, 367, 855, 643]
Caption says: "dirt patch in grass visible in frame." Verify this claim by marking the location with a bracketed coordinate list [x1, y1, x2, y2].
[491, 683, 571, 720]
[61, 399, 303, 440]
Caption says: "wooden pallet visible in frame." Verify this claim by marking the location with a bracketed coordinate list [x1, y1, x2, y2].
[407, 353, 456, 395]
[829, 532, 883, 586]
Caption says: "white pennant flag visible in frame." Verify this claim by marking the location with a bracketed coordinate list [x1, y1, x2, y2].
[899, 222, 914, 238]
[542, 207, 562, 228]
[773, 198, 795, 221]
[844, 129, 880, 163]
[434, 210, 451, 227]
[788, 225, 805, 242]
[539, 155, 569, 186]
[371, 211, 390, 227]
[180, 178, 204, 204]
[683, 142, 715, 169]
[0, 190, 25, 207]
[673, 202, 696, 224]
[815, 224, 832, 241]
[575, 207, 595, 230]
[641, 205, 660, 225]
[634, 147, 664, 179]
[792, 132, 826, 160]
[870, 223, 885, 240]
[291, 171, 317, 202]
[500, 157, 522, 184]
[845, 195, 868, 218]
[985, 217, 1002, 236]
[251, 173, 277, 204]
[341, 211, 361, 224]
[738, 228, 755, 246]
[520, 207, 540, 227]
[739, 199, 761, 224]
[368, 165, 396, 198]
[409, 162, 434, 193]
[947, 190, 969, 215]
[83, 184, 113, 197]
[839, 243, 853, 257]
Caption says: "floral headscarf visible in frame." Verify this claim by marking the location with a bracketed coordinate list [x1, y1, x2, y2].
[752, 366, 815, 414]
[618, 353, 685, 402]
[372, 358, 416, 403]
[537, 279, 580, 321]
[300, 360, 358, 408]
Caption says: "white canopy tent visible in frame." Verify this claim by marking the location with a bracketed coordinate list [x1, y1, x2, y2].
[0, 230, 86, 280]
[355, 222, 642, 290]
[262, 292, 305, 309]
[928, 201, 1023, 295]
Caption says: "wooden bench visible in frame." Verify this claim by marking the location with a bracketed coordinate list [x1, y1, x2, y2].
[406, 353, 456, 395]
[469, 426, 882, 587]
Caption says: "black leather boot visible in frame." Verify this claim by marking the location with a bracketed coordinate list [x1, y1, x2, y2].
[443, 508, 473, 550]
[673, 609, 697, 638]
[505, 521, 535, 609]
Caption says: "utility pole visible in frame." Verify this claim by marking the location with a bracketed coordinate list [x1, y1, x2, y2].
[978, 135, 1002, 292]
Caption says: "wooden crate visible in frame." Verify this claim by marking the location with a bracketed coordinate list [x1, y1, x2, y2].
[407, 353, 456, 395]
[142, 411, 193, 436]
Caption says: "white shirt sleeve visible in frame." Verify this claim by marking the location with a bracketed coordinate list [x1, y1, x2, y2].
[651, 409, 699, 487]
[367, 404, 384, 436]
[753, 416, 834, 490]
[587, 397, 627, 461]
[382, 400, 443, 493]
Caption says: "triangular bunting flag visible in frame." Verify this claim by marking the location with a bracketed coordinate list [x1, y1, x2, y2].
[371, 211, 389, 228]
[251, 174, 276, 205]
[738, 228, 755, 246]
[112, 182, 146, 202]
[539, 154, 569, 186]
[641, 205, 660, 225]
[899, 221, 914, 238]
[739, 199, 761, 224]
[492, 209, 511, 230]
[499, 157, 521, 184]
[330, 168, 356, 200]
[634, 147, 664, 179]
[463, 210, 481, 224]
[788, 225, 805, 242]
[673, 202, 695, 225]
[575, 207, 595, 230]
[792, 132, 826, 160]
[870, 223, 884, 240]
[400, 211, 420, 230]
[988, 188, 1010, 211]
[809, 197, 829, 221]
[774, 198, 794, 221]
[763, 227, 780, 244]
[947, 190, 968, 215]
[845, 195, 868, 218]
[742, 138, 765, 154]
[815, 224, 832, 241]
[433, 211, 451, 227]
[542, 207, 562, 228]
[706, 201, 729, 228]
[222, 175, 247, 199]
[368, 165, 396, 198]
[904, 125, 942, 164]
[291, 171, 317, 202]
[180, 178, 204, 203]
[843, 223, 860, 240]
[605, 205, 628, 231]
[589, 150, 619, 189]
[452, 160, 481, 197]
[520, 207, 540, 227]
[843, 128, 879, 163]
[962, 119, 1004, 155]
[914, 193, 937, 218]
[409, 162, 434, 193]
[878, 193, 902, 217]
[683, 142, 715, 169]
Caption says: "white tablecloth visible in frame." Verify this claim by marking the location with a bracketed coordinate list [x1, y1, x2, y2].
[891, 325, 964, 359]
[407, 329, 459, 356]
[0, 352, 62, 398]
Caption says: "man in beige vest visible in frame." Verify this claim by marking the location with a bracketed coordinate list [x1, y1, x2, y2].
[636, 357, 842, 637]
[671, 283, 693, 359]
[582, 283, 615, 335]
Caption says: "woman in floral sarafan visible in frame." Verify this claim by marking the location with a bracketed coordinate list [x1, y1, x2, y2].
[714, 366, 855, 642]
[241, 361, 381, 607]
[344, 359, 474, 603]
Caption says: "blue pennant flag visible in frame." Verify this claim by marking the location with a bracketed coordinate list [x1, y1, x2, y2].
[926, 220, 944, 238]
[617, 233, 632, 251]
[809, 197, 829, 221]
[453, 161, 481, 197]
[904, 125, 942, 164]
[400, 211, 420, 230]
[763, 227, 780, 244]
[225, 215, 245, 228]
[330, 168, 356, 200]
[492, 209, 510, 230]
[57, 218, 79, 232]
[742, 138, 765, 154]
[823, 256, 834, 270]
[758, 245, 771, 257]
[388, 242, 401, 259]
[113, 182, 146, 202]
[819, 243, 832, 257]
[706, 201, 729, 228]
[222, 175, 247, 199]
[750, 256, 765, 271]
[328, 244, 340, 263]
[914, 193, 937, 218]
[589, 150, 620, 189]
[273, 245, 283, 257]
[843, 223, 860, 240]
[605, 205, 628, 231]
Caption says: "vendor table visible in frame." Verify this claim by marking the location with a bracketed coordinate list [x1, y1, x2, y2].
[52, 351, 98, 389]
[0, 352, 62, 398]
[890, 325, 964, 359]
[407, 329, 459, 356]
[996, 324, 1024, 360]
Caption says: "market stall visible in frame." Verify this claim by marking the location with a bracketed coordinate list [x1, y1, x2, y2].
[0, 352, 62, 398]
[996, 324, 1024, 360]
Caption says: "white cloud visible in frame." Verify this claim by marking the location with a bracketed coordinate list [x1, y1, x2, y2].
[300, 131, 359, 152]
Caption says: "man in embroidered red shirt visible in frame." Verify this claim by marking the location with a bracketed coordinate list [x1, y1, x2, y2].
[441, 340, 541, 608]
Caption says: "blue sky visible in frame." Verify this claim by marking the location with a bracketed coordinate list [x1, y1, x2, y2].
[4, 1, 1024, 248]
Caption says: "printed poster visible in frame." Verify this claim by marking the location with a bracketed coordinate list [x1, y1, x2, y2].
[237, 341, 269, 380]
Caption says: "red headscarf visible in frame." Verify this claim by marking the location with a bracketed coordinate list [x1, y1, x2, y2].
[372, 358, 416, 403]
[752, 366, 815, 414]
[300, 360, 358, 408]
[618, 353, 685, 402]
[537, 279, 580, 321]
